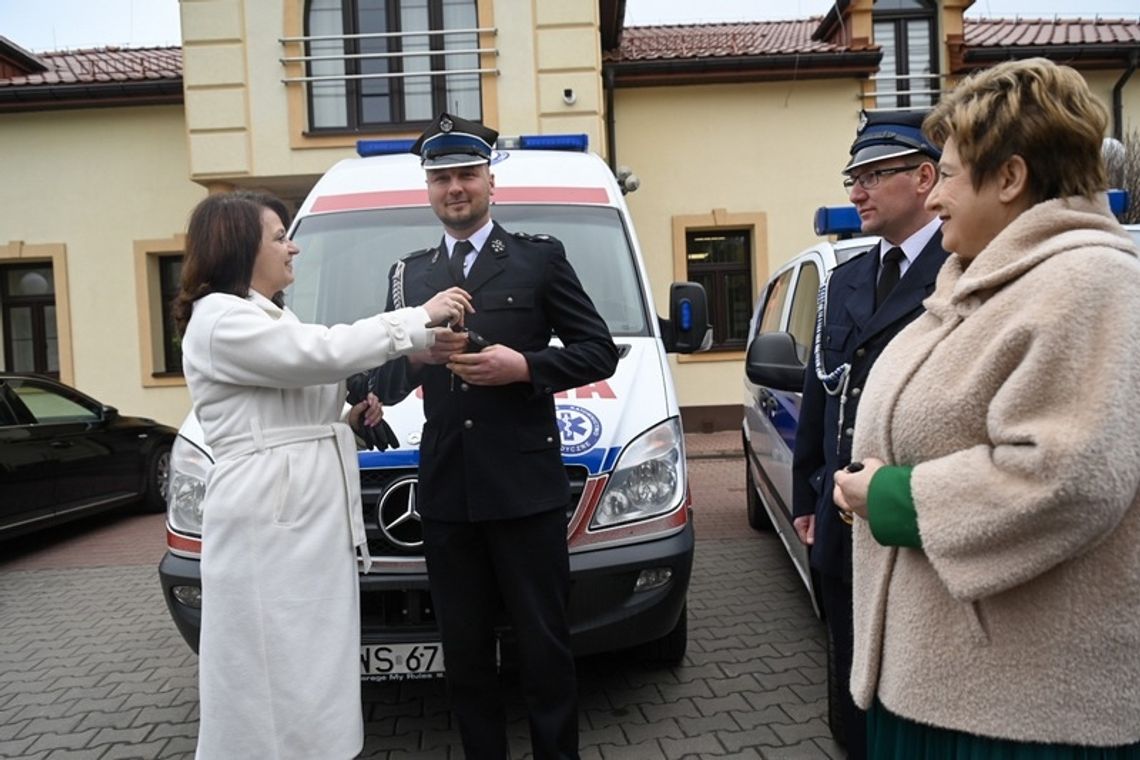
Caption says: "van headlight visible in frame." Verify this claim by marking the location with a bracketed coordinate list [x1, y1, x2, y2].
[166, 436, 212, 535]
[592, 418, 685, 529]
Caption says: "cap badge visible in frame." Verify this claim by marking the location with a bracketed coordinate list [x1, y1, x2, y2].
[491, 239, 505, 253]
[856, 111, 869, 135]
[440, 116, 454, 133]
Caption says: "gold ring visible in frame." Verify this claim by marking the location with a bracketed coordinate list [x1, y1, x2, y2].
[837, 507, 854, 526]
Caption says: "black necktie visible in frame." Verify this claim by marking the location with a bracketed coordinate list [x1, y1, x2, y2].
[876, 247, 904, 310]
[449, 240, 473, 284]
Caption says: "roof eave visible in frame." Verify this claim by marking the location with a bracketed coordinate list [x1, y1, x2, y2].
[960, 44, 1140, 71]
[813, 0, 853, 42]
[605, 50, 881, 87]
[0, 79, 184, 112]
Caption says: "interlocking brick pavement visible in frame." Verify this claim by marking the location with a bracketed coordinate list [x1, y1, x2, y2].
[0, 436, 838, 759]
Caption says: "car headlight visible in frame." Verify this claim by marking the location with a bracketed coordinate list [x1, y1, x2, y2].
[592, 418, 685, 529]
[166, 435, 212, 535]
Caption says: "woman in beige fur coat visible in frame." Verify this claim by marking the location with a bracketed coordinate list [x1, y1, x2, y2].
[833, 59, 1140, 757]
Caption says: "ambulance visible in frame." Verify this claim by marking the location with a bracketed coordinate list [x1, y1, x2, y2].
[158, 134, 711, 679]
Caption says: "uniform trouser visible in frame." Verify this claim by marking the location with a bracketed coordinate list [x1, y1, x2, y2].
[820, 573, 867, 760]
[423, 509, 579, 760]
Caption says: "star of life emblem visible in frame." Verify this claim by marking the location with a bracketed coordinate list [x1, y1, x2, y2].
[557, 404, 602, 455]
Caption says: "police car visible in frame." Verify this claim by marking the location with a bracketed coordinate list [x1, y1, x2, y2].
[159, 134, 711, 677]
[741, 206, 877, 616]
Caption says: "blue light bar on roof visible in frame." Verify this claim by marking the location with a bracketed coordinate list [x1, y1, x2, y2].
[356, 138, 416, 157]
[517, 133, 589, 152]
[1107, 188, 1130, 218]
[814, 205, 863, 237]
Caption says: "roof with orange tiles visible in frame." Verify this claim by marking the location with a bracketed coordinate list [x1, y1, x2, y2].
[606, 19, 859, 62]
[0, 43, 182, 110]
[0, 46, 181, 87]
[609, 16, 1139, 63]
[964, 17, 1140, 48]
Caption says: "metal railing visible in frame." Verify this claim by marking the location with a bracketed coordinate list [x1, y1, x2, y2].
[860, 72, 949, 112]
[279, 27, 499, 85]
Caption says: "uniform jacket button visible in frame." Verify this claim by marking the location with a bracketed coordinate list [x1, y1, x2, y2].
[460, 383, 469, 391]
[546, 436, 554, 443]
[844, 427, 854, 437]
[855, 348, 866, 358]
[506, 295, 514, 304]
[850, 387, 861, 396]
[464, 419, 474, 429]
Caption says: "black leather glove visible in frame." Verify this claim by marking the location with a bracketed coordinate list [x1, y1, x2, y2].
[345, 370, 400, 451]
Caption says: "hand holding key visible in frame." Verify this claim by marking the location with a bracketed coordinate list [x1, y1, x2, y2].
[832, 458, 884, 524]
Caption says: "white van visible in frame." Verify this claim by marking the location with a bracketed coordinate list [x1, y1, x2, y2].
[159, 134, 710, 678]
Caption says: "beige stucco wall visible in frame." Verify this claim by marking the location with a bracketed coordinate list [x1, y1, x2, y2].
[615, 78, 863, 409]
[0, 105, 202, 426]
[180, 0, 607, 194]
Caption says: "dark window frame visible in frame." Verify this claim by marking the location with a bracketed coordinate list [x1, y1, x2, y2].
[685, 228, 753, 352]
[0, 263, 58, 378]
[873, 0, 938, 110]
[158, 255, 184, 376]
[304, 0, 482, 134]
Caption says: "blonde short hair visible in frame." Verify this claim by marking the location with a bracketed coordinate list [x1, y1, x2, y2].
[924, 58, 1108, 202]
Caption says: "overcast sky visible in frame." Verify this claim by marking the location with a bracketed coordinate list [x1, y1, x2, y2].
[0, 0, 1137, 52]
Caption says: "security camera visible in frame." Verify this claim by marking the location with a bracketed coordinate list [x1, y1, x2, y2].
[562, 88, 576, 105]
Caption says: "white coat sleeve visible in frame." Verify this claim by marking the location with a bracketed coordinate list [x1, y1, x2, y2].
[202, 302, 434, 389]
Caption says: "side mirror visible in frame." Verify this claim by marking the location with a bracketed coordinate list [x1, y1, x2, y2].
[660, 282, 712, 354]
[101, 404, 120, 420]
[745, 332, 806, 392]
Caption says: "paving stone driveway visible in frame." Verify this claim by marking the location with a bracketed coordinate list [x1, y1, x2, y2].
[0, 448, 839, 759]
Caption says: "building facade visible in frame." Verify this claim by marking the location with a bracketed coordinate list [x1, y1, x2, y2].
[1, 0, 1138, 430]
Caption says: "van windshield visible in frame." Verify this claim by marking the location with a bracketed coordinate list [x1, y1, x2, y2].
[288, 205, 649, 337]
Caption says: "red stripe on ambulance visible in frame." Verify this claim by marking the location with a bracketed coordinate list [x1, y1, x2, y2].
[312, 186, 610, 213]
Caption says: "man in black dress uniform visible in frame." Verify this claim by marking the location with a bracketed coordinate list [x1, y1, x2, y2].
[791, 110, 948, 758]
[370, 112, 618, 760]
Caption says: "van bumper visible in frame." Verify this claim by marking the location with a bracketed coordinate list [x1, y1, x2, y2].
[157, 519, 693, 658]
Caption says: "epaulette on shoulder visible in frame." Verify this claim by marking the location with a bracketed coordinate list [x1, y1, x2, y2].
[512, 231, 559, 244]
[830, 248, 872, 272]
[401, 248, 434, 262]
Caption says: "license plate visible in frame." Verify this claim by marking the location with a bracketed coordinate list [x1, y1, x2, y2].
[360, 642, 444, 682]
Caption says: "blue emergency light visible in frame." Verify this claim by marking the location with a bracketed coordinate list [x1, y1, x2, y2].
[1107, 188, 1130, 219]
[814, 205, 863, 237]
[678, 300, 693, 331]
[356, 138, 416, 157]
[356, 133, 589, 158]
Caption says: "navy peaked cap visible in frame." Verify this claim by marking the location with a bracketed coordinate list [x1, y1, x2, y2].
[411, 112, 499, 169]
[844, 109, 941, 174]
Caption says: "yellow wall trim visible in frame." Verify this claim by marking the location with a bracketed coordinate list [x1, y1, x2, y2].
[133, 236, 188, 389]
[671, 208, 768, 365]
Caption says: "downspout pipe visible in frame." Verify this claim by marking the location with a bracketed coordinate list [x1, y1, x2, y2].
[1112, 52, 1138, 142]
[604, 67, 617, 173]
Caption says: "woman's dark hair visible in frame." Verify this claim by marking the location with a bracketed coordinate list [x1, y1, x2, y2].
[172, 191, 292, 335]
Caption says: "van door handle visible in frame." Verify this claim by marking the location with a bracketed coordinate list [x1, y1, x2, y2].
[49, 441, 73, 449]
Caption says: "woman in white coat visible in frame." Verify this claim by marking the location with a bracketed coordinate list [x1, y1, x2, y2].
[174, 191, 470, 760]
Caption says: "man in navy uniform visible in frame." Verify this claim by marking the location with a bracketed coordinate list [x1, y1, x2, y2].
[792, 110, 948, 758]
[370, 112, 618, 760]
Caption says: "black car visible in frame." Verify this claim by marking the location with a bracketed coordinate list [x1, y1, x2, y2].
[0, 373, 175, 538]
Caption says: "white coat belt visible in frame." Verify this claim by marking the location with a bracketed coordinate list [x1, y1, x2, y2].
[211, 420, 373, 573]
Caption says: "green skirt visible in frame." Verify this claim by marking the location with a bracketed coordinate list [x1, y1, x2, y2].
[868, 701, 1140, 760]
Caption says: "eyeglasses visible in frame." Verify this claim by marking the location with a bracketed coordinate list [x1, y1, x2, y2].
[843, 164, 923, 190]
